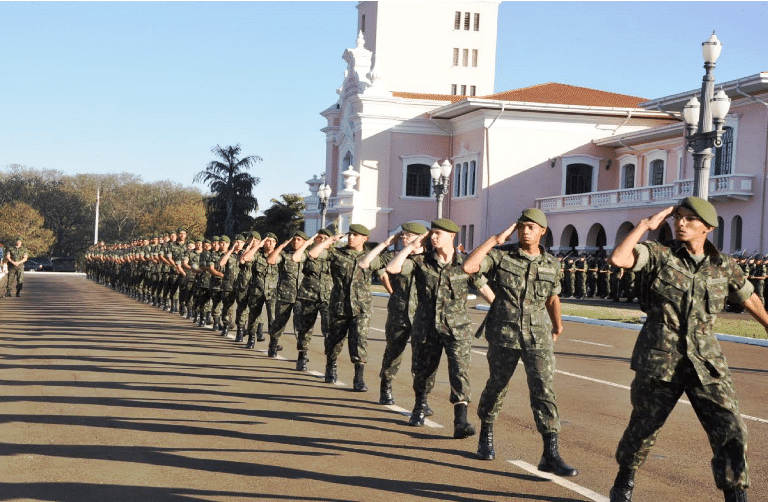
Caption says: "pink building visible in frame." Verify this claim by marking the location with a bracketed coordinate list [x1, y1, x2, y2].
[304, 2, 767, 255]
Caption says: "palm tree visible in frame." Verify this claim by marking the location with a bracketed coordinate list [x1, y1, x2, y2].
[194, 144, 261, 237]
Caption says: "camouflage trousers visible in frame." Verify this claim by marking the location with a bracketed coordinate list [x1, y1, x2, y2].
[294, 298, 330, 352]
[411, 323, 471, 404]
[234, 290, 250, 327]
[476, 342, 560, 433]
[209, 289, 223, 318]
[325, 311, 370, 364]
[269, 300, 297, 340]
[220, 289, 237, 326]
[246, 293, 275, 335]
[195, 287, 211, 316]
[574, 271, 586, 297]
[380, 315, 412, 383]
[616, 361, 748, 490]
[5, 267, 23, 294]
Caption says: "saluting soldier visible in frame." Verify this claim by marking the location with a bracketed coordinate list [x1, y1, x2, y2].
[266, 231, 308, 358]
[290, 229, 334, 371]
[242, 233, 278, 348]
[4, 237, 29, 298]
[463, 208, 578, 476]
[608, 197, 768, 502]
[386, 219, 489, 439]
[233, 232, 261, 342]
[218, 234, 246, 337]
[197, 237, 218, 327]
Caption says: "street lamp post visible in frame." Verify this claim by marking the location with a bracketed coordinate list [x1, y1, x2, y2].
[317, 182, 333, 229]
[682, 32, 731, 200]
[430, 160, 453, 219]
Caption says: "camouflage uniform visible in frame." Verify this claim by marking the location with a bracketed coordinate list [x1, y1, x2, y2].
[293, 248, 333, 351]
[563, 258, 575, 298]
[246, 251, 278, 337]
[219, 249, 241, 330]
[318, 245, 383, 365]
[574, 256, 587, 298]
[475, 244, 564, 433]
[396, 249, 481, 404]
[615, 240, 753, 490]
[5, 244, 29, 296]
[269, 249, 304, 343]
[598, 257, 612, 298]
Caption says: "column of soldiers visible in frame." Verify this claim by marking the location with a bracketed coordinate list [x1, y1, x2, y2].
[84, 202, 768, 502]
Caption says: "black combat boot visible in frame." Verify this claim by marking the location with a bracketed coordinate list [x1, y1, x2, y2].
[453, 403, 476, 439]
[408, 394, 427, 426]
[538, 432, 578, 476]
[245, 331, 256, 349]
[256, 323, 266, 342]
[179, 304, 186, 317]
[171, 299, 178, 314]
[352, 363, 367, 392]
[234, 327, 244, 343]
[296, 351, 308, 371]
[221, 323, 229, 337]
[2, 291, 11, 298]
[267, 337, 283, 357]
[424, 399, 434, 417]
[476, 421, 495, 460]
[212, 316, 221, 331]
[15, 284, 23, 297]
[324, 357, 338, 383]
[609, 467, 635, 502]
[724, 488, 748, 502]
[379, 379, 394, 405]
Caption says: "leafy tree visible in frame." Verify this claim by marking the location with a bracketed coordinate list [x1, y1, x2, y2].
[253, 194, 305, 242]
[0, 202, 56, 256]
[137, 198, 207, 240]
[194, 144, 261, 237]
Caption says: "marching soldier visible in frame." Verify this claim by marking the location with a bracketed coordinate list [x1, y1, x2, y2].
[4, 237, 29, 298]
[266, 231, 309, 357]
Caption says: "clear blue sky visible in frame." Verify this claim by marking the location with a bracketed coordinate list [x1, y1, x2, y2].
[1, 2, 766, 214]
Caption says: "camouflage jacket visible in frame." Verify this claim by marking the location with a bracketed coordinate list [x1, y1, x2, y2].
[234, 258, 252, 296]
[296, 247, 333, 303]
[249, 251, 278, 299]
[221, 251, 241, 292]
[320, 245, 383, 316]
[198, 249, 212, 288]
[631, 240, 753, 385]
[398, 249, 481, 339]
[379, 250, 420, 322]
[477, 244, 562, 349]
[274, 250, 304, 304]
[171, 241, 187, 274]
[209, 251, 224, 290]
[6, 245, 29, 268]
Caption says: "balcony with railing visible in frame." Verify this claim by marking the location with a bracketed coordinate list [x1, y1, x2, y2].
[536, 174, 755, 212]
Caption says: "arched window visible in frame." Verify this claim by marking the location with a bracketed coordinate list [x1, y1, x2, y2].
[405, 164, 432, 197]
[650, 159, 665, 186]
[565, 163, 593, 195]
[730, 215, 742, 252]
[622, 164, 635, 189]
[714, 126, 734, 176]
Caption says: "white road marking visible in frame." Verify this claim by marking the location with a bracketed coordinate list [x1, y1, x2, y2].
[370, 327, 385, 332]
[569, 339, 614, 348]
[307, 370, 347, 386]
[383, 404, 444, 429]
[555, 369, 768, 425]
[471, 350, 487, 356]
[508, 460, 608, 502]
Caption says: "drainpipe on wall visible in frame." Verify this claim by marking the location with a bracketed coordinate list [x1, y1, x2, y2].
[428, 114, 454, 219]
[483, 103, 506, 240]
[734, 80, 768, 254]
[611, 110, 633, 136]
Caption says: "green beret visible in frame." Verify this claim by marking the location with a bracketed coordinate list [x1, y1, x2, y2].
[234, 234, 245, 242]
[203, 239, 211, 244]
[348, 223, 370, 236]
[177, 227, 187, 233]
[194, 236, 203, 242]
[677, 196, 718, 227]
[263, 232, 277, 241]
[14, 236, 23, 242]
[401, 221, 428, 235]
[211, 236, 220, 242]
[250, 231, 261, 240]
[430, 218, 460, 233]
[318, 228, 333, 237]
[220, 235, 231, 243]
[518, 208, 548, 228]
[166, 230, 174, 236]
[293, 231, 309, 240]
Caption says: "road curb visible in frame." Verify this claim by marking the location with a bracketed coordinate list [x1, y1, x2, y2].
[473, 304, 768, 348]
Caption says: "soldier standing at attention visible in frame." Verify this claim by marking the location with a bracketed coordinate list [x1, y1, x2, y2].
[4, 237, 29, 297]
[359, 222, 435, 408]
[463, 209, 578, 476]
[607, 197, 768, 502]
[309, 224, 380, 392]
[574, 254, 587, 299]
[563, 255, 575, 298]
[266, 231, 308, 358]
[290, 229, 334, 371]
[386, 219, 490, 439]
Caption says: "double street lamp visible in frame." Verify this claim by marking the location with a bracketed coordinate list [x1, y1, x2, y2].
[430, 160, 453, 219]
[317, 181, 333, 228]
[682, 32, 731, 200]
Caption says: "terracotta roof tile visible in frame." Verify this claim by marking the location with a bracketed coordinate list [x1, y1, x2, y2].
[480, 83, 647, 108]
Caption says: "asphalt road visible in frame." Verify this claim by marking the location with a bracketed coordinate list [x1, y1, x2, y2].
[0, 274, 766, 502]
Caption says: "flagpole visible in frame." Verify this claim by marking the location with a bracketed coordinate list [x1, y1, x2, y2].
[94, 186, 100, 244]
